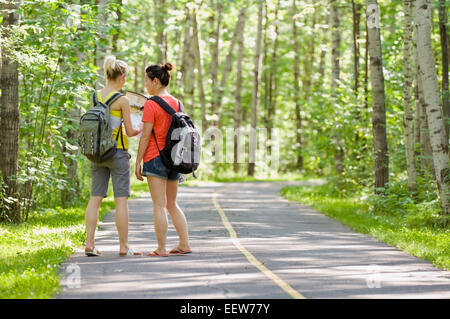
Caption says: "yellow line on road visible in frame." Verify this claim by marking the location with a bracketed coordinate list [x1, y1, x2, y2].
[212, 191, 306, 299]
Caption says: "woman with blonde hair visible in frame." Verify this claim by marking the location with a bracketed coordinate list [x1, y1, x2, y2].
[84, 55, 142, 257]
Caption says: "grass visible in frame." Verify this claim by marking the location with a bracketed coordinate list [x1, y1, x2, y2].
[280, 183, 450, 271]
[0, 197, 115, 299]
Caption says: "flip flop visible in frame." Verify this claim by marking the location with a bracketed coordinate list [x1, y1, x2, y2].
[85, 247, 101, 257]
[119, 248, 143, 257]
[146, 250, 169, 257]
[169, 248, 192, 255]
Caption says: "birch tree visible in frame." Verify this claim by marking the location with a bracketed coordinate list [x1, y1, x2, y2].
[366, 0, 389, 193]
[413, 0, 449, 219]
[95, 0, 109, 88]
[233, 9, 246, 174]
[155, 0, 166, 64]
[210, 0, 223, 127]
[180, 7, 195, 115]
[403, 0, 417, 193]
[215, 6, 247, 128]
[248, 0, 264, 176]
[438, 0, 449, 140]
[193, 8, 206, 130]
[330, 0, 344, 174]
[292, 0, 303, 169]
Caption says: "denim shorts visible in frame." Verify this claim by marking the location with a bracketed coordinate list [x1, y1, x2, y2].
[142, 155, 182, 181]
[91, 149, 131, 197]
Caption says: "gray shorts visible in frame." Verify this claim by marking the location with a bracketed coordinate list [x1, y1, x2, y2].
[90, 149, 131, 198]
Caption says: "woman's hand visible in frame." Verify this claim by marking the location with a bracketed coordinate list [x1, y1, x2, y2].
[135, 162, 144, 181]
[133, 122, 144, 136]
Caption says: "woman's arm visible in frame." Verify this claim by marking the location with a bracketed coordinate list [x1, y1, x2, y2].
[120, 96, 141, 137]
[135, 121, 153, 181]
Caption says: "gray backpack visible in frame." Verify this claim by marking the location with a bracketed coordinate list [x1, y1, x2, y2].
[78, 91, 123, 163]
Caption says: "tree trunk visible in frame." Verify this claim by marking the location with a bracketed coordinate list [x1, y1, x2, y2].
[330, 0, 341, 90]
[215, 6, 247, 128]
[248, 0, 264, 177]
[95, 0, 109, 88]
[193, 9, 206, 129]
[438, 0, 449, 141]
[318, 6, 329, 82]
[180, 7, 195, 116]
[267, 0, 280, 158]
[330, 0, 344, 174]
[414, 37, 435, 175]
[366, 0, 389, 193]
[302, 1, 317, 98]
[134, 61, 139, 92]
[403, 0, 417, 193]
[233, 11, 246, 174]
[414, 0, 449, 219]
[210, 0, 223, 127]
[364, 15, 369, 110]
[292, 0, 303, 170]
[352, 0, 362, 97]
[155, 0, 166, 64]
[112, 0, 122, 53]
[61, 3, 83, 205]
[0, 0, 20, 222]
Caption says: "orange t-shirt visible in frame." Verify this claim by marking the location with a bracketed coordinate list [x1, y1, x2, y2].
[142, 95, 181, 163]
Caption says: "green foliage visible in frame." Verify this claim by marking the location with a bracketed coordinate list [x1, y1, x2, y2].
[0, 198, 115, 299]
[0, 0, 447, 297]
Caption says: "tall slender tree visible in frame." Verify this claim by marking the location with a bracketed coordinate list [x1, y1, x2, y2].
[233, 8, 246, 174]
[292, 0, 303, 170]
[248, 0, 264, 176]
[330, 0, 344, 174]
[180, 7, 195, 115]
[0, 0, 20, 222]
[414, 0, 449, 220]
[155, 0, 166, 64]
[366, 0, 389, 194]
[438, 0, 449, 140]
[95, 0, 109, 88]
[402, 0, 417, 193]
[215, 5, 247, 128]
[193, 8, 206, 129]
[210, 0, 223, 127]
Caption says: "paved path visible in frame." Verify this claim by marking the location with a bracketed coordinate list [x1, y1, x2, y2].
[57, 181, 450, 299]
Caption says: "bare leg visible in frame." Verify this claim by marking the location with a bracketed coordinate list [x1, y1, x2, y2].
[85, 196, 103, 250]
[166, 179, 191, 251]
[147, 176, 168, 255]
[115, 196, 130, 254]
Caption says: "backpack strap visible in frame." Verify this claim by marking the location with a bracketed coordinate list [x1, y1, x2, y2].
[91, 91, 123, 107]
[150, 96, 177, 115]
[92, 92, 98, 106]
[149, 96, 183, 154]
[104, 92, 123, 106]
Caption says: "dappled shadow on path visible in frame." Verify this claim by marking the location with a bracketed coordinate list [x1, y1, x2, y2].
[58, 182, 450, 299]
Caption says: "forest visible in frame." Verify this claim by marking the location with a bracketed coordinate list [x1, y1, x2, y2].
[0, 0, 448, 227]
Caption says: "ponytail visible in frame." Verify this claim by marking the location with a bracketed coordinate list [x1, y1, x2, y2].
[146, 62, 173, 86]
[103, 55, 128, 80]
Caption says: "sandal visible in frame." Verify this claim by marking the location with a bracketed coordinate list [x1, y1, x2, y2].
[169, 248, 192, 255]
[85, 247, 102, 257]
[146, 250, 169, 257]
[119, 248, 143, 257]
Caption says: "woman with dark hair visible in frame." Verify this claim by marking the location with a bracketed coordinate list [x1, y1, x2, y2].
[135, 63, 192, 257]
